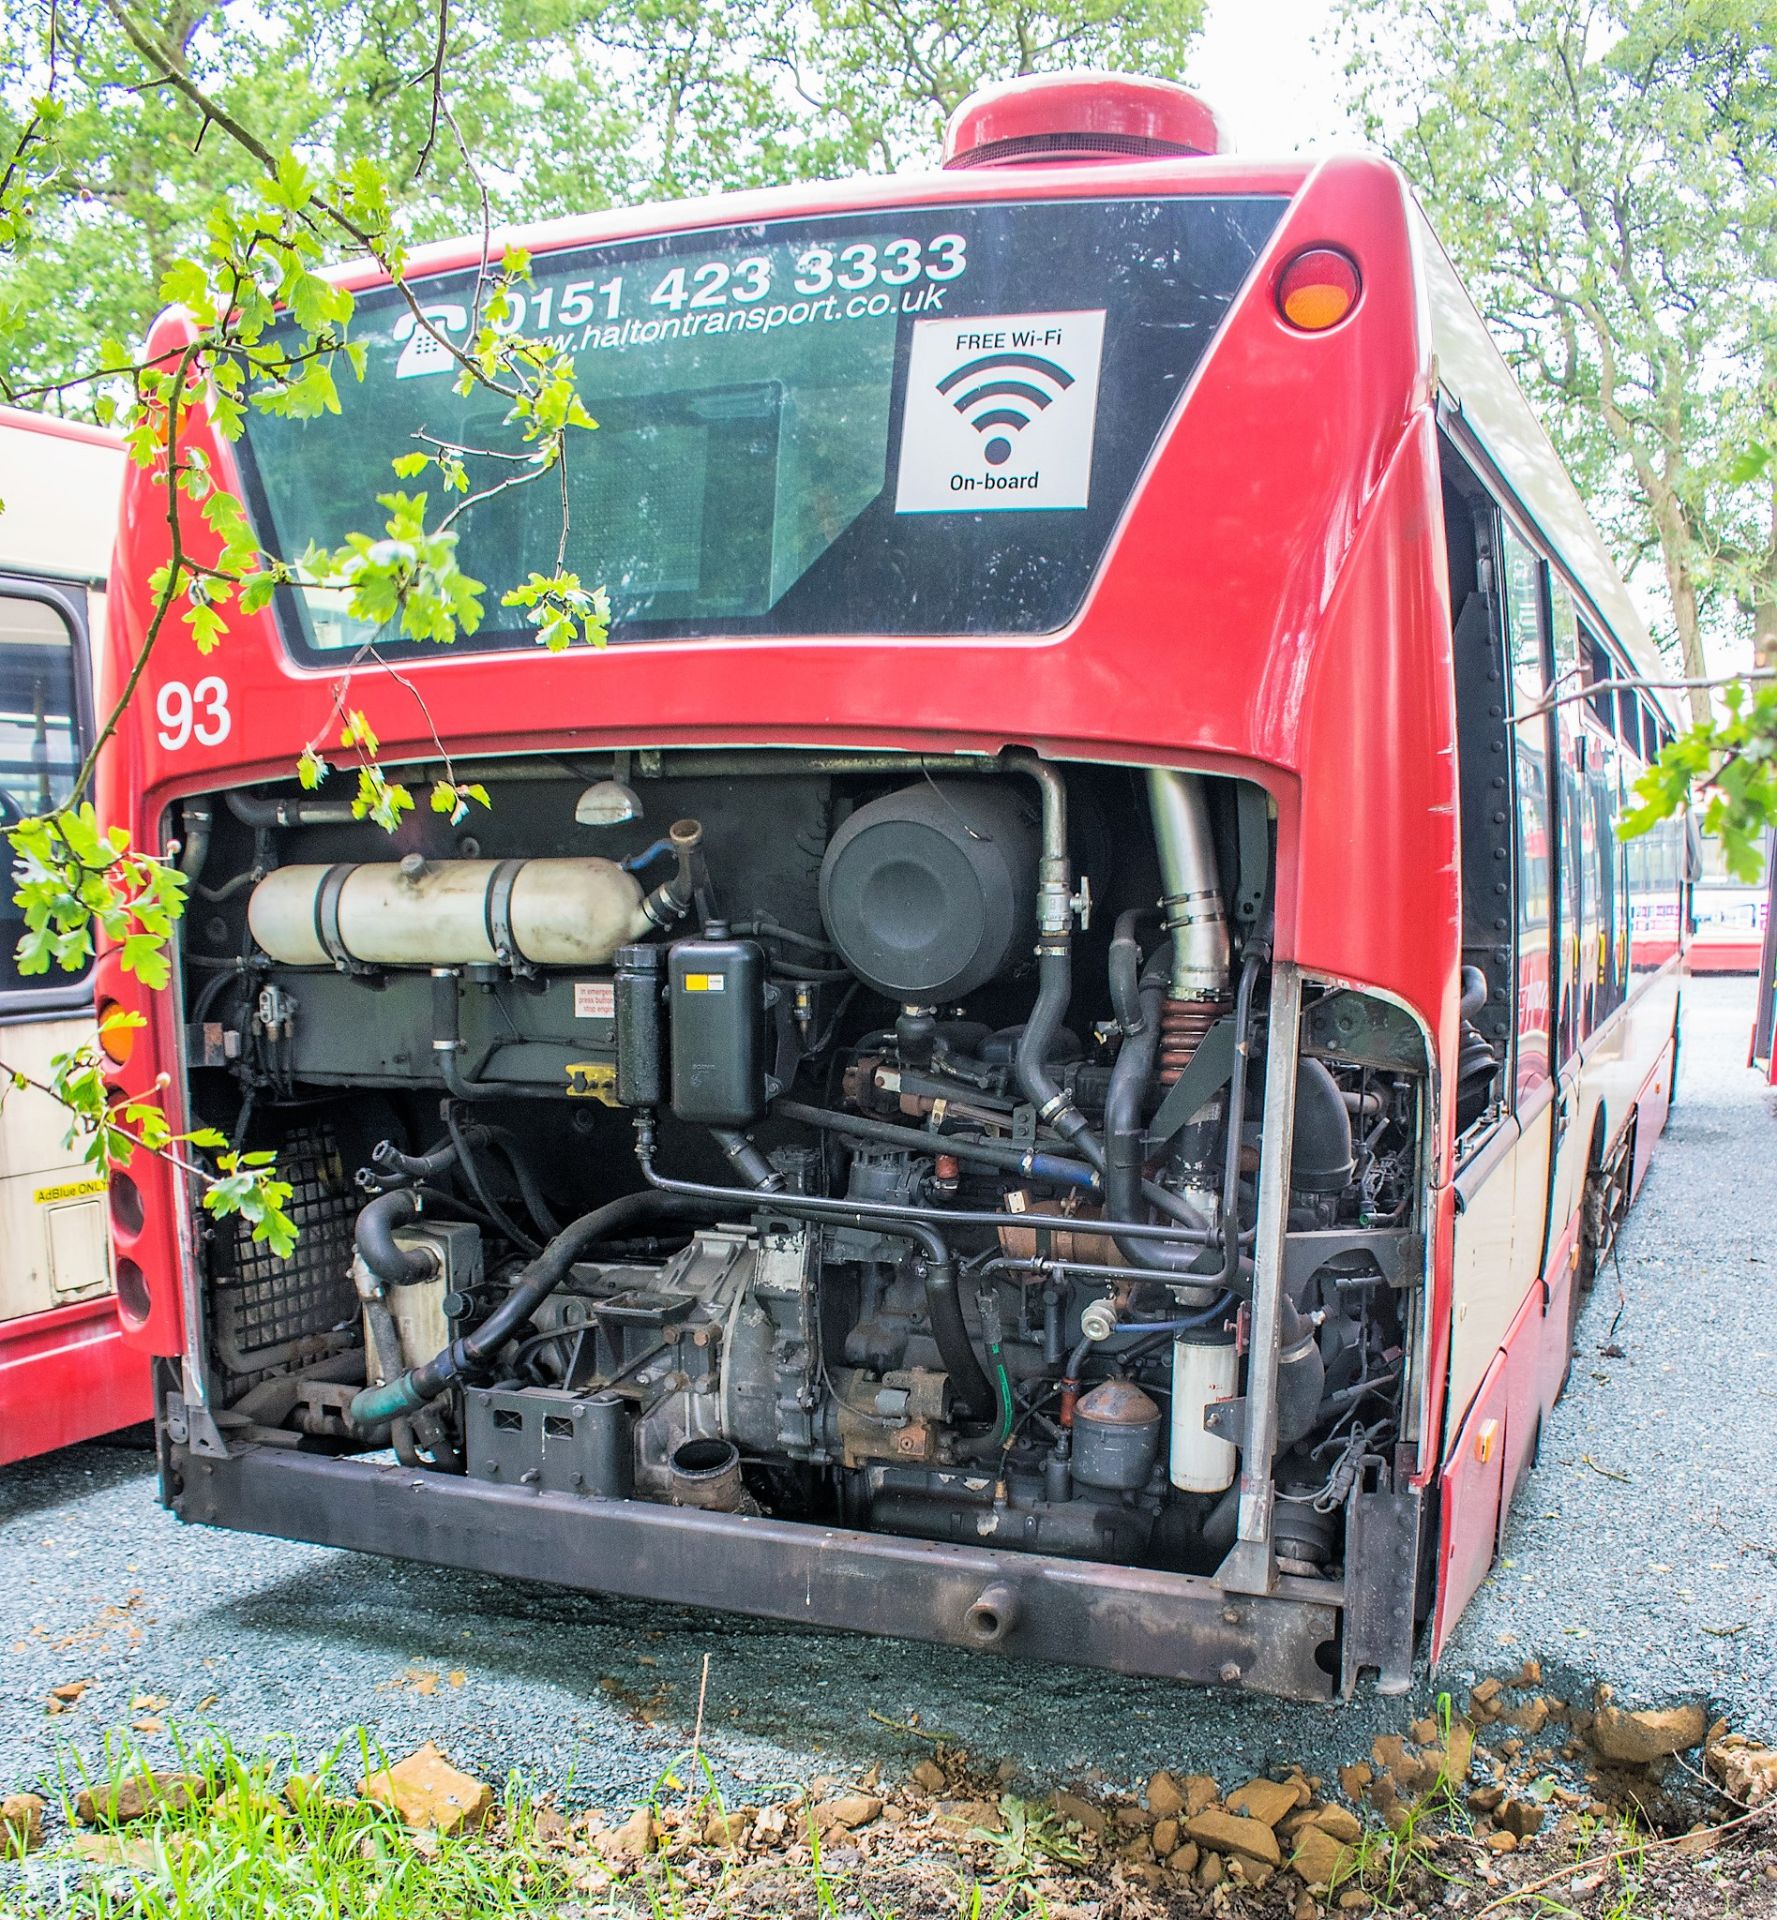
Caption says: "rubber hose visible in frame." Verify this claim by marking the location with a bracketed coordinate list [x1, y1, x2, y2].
[1108, 908, 1151, 1036]
[355, 1189, 436, 1289]
[350, 1190, 711, 1428]
[1104, 979, 1219, 1275]
[444, 1104, 542, 1255]
[471, 1121, 564, 1237]
[371, 1137, 459, 1182]
[1014, 947, 1104, 1170]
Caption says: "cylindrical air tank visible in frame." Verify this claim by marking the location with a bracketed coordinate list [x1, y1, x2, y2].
[247, 857, 655, 969]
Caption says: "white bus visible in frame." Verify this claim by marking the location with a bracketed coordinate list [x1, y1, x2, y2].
[0, 405, 150, 1464]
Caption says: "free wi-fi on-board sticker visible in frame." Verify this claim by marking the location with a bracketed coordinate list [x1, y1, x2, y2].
[894, 309, 1106, 513]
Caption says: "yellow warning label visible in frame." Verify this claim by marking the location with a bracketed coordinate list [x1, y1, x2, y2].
[683, 973, 725, 993]
[33, 1177, 106, 1206]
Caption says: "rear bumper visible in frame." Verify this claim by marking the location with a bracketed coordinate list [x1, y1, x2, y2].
[170, 1441, 1344, 1700]
[0, 1297, 152, 1465]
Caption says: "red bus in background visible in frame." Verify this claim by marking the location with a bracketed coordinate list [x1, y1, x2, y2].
[0, 407, 154, 1466]
[99, 74, 1685, 1697]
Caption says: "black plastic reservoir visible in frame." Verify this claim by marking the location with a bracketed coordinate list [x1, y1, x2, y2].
[668, 935, 768, 1126]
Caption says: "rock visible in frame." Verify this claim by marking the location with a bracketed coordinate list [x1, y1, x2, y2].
[934, 1799, 1003, 1836]
[1146, 1769, 1185, 1819]
[814, 1793, 882, 1833]
[360, 1744, 493, 1837]
[1310, 1805, 1362, 1844]
[1050, 1790, 1106, 1838]
[1152, 1816, 1180, 1855]
[1470, 1676, 1503, 1717]
[1485, 1830, 1517, 1853]
[1166, 1841, 1200, 1874]
[1337, 1892, 1372, 1912]
[1338, 1763, 1372, 1801]
[601, 1807, 659, 1862]
[751, 1806, 789, 1847]
[1, 1793, 45, 1854]
[74, 1771, 207, 1826]
[1468, 1785, 1506, 1816]
[1182, 1773, 1220, 1816]
[1228, 1855, 1276, 1888]
[1195, 1850, 1224, 1888]
[71, 1831, 162, 1871]
[1291, 1824, 1357, 1890]
[1294, 1895, 1321, 1920]
[910, 1759, 947, 1794]
[1227, 1777, 1301, 1827]
[1497, 1799, 1545, 1840]
[1184, 1808, 1283, 1867]
[1408, 1716, 1438, 1745]
[1705, 1728, 1777, 1807]
[702, 1809, 754, 1847]
[1590, 1693, 1706, 1765]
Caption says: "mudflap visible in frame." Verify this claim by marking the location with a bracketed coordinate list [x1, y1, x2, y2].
[1340, 1468, 1426, 1696]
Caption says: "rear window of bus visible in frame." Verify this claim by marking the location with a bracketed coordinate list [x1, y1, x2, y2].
[234, 195, 1285, 659]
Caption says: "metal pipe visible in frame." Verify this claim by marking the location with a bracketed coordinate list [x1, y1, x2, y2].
[1146, 769, 1230, 1001]
[633, 1120, 1222, 1256]
[1218, 959, 1303, 1594]
[775, 1100, 1102, 1193]
[225, 788, 358, 827]
[1001, 751, 1103, 1170]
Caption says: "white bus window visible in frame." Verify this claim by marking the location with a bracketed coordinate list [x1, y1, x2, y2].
[0, 591, 86, 994]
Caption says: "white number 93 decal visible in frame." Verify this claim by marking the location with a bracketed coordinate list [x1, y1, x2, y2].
[156, 676, 232, 750]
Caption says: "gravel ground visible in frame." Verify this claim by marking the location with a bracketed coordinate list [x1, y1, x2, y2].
[2, 976, 1769, 1810]
[1442, 973, 1777, 1721]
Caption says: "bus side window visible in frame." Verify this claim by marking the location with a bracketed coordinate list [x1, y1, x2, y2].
[1442, 449, 1511, 1136]
[0, 589, 87, 995]
[1499, 524, 1554, 1098]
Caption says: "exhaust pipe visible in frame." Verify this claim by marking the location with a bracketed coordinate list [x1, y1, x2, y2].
[964, 1581, 1023, 1645]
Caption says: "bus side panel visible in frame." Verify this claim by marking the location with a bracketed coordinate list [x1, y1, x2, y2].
[1629, 998, 1679, 1196]
[1496, 1281, 1546, 1519]
[1539, 1210, 1579, 1421]
[1431, 1350, 1509, 1661]
[0, 1296, 151, 1465]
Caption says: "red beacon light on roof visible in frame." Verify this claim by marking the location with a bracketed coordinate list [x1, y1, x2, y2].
[942, 71, 1228, 169]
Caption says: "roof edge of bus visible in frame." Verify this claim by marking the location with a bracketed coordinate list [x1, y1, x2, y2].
[0, 404, 123, 451]
[1412, 207, 1668, 704]
[311, 153, 1340, 293]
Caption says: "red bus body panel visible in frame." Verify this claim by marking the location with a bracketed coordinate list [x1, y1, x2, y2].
[99, 152, 1456, 1364]
[0, 1296, 151, 1465]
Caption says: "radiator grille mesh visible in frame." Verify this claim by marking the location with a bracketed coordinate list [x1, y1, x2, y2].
[212, 1121, 357, 1379]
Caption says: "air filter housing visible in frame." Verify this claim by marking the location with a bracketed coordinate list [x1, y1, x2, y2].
[819, 782, 1039, 1004]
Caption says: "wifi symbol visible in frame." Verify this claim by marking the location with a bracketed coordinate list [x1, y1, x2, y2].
[936, 350, 1075, 467]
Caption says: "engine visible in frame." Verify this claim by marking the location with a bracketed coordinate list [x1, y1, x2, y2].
[178, 751, 1428, 1590]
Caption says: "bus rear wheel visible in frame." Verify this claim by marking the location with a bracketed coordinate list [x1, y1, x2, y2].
[1575, 1131, 1632, 1299]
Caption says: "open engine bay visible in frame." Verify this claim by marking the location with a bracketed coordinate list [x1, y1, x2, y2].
[167, 750, 1436, 1691]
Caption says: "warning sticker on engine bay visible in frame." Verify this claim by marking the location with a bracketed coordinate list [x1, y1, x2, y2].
[574, 979, 616, 1019]
[894, 309, 1106, 514]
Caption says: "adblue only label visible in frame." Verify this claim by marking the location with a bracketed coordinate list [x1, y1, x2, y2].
[894, 309, 1106, 513]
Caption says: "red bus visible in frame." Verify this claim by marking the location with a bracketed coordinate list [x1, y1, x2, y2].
[99, 74, 1685, 1698]
[0, 407, 154, 1465]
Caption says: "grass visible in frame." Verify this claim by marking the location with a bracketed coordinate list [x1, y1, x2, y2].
[1335, 1691, 1479, 1912]
[1, 1730, 1059, 1920]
